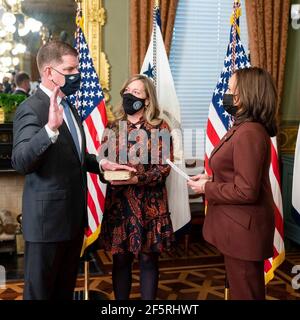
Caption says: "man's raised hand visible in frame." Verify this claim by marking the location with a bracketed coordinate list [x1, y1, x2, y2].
[47, 86, 64, 131]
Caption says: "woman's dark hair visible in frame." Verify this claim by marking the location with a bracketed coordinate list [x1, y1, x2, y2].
[233, 67, 278, 137]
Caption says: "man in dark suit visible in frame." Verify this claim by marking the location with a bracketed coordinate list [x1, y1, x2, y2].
[12, 40, 134, 300]
[13, 72, 31, 97]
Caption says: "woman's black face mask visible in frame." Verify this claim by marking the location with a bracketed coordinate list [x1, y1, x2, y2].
[223, 93, 238, 116]
[122, 93, 146, 115]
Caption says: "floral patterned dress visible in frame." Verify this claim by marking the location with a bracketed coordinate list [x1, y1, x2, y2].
[99, 117, 174, 256]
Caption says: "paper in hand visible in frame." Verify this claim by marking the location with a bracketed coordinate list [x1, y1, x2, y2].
[166, 159, 190, 181]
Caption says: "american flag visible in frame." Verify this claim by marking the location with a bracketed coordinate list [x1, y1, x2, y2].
[69, 9, 107, 254]
[205, 0, 284, 283]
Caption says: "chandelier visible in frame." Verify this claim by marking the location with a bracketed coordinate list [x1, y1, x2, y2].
[0, 0, 45, 74]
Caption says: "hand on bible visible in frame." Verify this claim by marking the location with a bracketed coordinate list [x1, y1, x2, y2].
[100, 159, 136, 173]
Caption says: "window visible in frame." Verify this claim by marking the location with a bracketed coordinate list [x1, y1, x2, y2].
[169, 0, 248, 159]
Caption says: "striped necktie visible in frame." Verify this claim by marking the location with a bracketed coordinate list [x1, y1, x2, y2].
[61, 99, 81, 160]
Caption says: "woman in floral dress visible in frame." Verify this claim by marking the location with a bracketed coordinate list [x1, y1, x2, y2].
[99, 74, 174, 300]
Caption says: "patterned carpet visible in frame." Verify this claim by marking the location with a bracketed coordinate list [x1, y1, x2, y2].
[0, 241, 300, 300]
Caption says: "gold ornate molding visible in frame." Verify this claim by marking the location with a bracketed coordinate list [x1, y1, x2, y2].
[82, 0, 108, 89]
[79, 0, 115, 121]
[279, 125, 298, 154]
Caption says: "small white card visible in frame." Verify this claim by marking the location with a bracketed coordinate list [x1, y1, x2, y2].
[166, 159, 190, 181]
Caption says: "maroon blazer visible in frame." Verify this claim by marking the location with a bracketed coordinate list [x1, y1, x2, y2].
[203, 121, 275, 261]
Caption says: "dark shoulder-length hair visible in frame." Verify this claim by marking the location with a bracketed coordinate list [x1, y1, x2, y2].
[233, 67, 278, 137]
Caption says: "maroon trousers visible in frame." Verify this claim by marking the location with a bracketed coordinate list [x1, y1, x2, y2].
[224, 255, 266, 300]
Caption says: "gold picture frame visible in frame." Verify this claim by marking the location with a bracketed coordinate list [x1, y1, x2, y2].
[77, 0, 114, 121]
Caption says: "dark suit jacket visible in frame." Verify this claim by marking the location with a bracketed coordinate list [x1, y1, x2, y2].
[203, 122, 275, 261]
[13, 89, 30, 97]
[12, 87, 100, 242]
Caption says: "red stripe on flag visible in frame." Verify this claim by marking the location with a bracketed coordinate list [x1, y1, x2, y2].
[205, 119, 221, 175]
[264, 259, 272, 273]
[87, 189, 100, 226]
[271, 141, 281, 185]
[207, 119, 221, 146]
[85, 115, 101, 151]
[90, 172, 105, 213]
[98, 100, 108, 127]
[274, 205, 284, 239]
[85, 226, 92, 237]
[205, 154, 212, 176]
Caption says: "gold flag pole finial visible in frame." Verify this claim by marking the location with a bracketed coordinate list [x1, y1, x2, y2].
[74, 0, 84, 31]
[152, 0, 160, 86]
[231, 0, 241, 74]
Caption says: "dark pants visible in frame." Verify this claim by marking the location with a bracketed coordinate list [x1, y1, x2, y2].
[23, 232, 84, 300]
[224, 255, 266, 300]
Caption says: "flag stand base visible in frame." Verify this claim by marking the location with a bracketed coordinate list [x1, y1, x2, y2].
[224, 275, 230, 300]
[73, 251, 108, 301]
